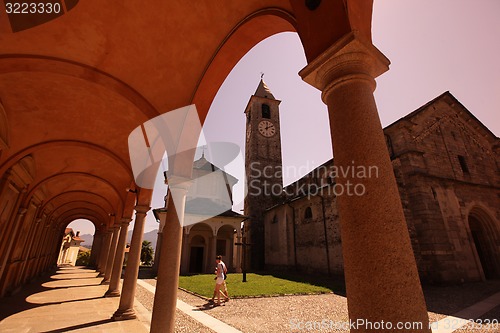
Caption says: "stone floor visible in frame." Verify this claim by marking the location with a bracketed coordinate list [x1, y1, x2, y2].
[1, 267, 500, 332]
[137, 278, 500, 333]
[0, 266, 148, 333]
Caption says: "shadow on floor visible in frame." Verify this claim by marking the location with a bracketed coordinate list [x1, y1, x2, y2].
[0, 266, 102, 321]
[268, 271, 500, 317]
[40, 318, 114, 333]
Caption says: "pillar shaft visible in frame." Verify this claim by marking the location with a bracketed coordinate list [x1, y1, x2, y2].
[208, 235, 217, 273]
[112, 206, 150, 320]
[102, 225, 120, 284]
[98, 231, 112, 276]
[152, 230, 162, 275]
[235, 233, 242, 273]
[105, 218, 131, 297]
[89, 231, 102, 268]
[150, 182, 189, 333]
[180, 231, 189, 275]
[15, 218, 41, 285]
[33, 224, 50, 276]
[0, 208, 27, 290]
[300, 32, 430, 332]
[94, 233, 105, 270]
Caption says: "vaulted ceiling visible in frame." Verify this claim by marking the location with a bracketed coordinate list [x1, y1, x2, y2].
[0, 0, 374, 233]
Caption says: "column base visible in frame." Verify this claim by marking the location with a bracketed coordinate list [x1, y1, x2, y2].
[100, 278, 110, 285]
[104, 289, 120, 297]
[112, 308, 137, 321]
[97, 272, 105, 277]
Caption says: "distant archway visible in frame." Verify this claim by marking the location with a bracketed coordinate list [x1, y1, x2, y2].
[189, 235, 206, 274]
[468, 208, 500, 279]
[217, 224, 237, 271]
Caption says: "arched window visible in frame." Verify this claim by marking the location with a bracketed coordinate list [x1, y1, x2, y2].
[262, 104, 271, 119]
[304, 207, 312, 219]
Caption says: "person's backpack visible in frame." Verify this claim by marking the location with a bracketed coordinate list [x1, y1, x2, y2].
[222, 262, 227, 280]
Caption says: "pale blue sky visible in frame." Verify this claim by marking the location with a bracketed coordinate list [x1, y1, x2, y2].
[69, 0, 500, 236]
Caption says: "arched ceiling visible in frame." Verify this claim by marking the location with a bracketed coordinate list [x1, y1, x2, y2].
[0, 0, 373, 234]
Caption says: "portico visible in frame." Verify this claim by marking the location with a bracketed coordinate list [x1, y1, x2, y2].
[1, 1, 432, 332]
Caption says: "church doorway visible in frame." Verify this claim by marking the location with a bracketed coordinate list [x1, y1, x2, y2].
[468, 210, 500, 280]
[188, 235, 206, 273]
[189, 246, 204, 273]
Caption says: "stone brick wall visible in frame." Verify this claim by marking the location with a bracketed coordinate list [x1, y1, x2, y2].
[385, 92, 500, 283]
[263, 92, 499, 284]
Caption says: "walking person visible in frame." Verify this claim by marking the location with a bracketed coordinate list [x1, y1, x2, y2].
[211, 255, 229, 305]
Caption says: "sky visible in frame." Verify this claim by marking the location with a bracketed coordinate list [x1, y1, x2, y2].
[68, 0, 500, 237]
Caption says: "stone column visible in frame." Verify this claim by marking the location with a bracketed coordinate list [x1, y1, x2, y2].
[152, 230, 162, 275]
[98, 230, 113, 276]
[112, 206, 150, 320]
[0, 208, 27, 280]
[105, 218, 131, 297]
[152, 210, 167, 276]
[33, 224, 51, 276]
[180, 230, 189, 275]
[15, 217, 41, 285]
[235, 231, 242, 273]
[101, 224, 120, 284]
[150, 178, 190, 333]
[208, 234, 217, 273]
[94, 232, 105, 271]
[299, 32, 430, 332]
[89, 230, 101, 268]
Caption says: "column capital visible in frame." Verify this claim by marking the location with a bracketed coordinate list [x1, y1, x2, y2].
[166, 175, 192, 192]
[119, 218, 132, 226]
[18, 207, 28, 216]
[134, 205, 151, 214]
[299, 31, 390, 103]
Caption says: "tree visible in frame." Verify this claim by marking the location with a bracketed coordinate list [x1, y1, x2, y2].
[76, 250, 91, 266]
[141, 240, 154, 266]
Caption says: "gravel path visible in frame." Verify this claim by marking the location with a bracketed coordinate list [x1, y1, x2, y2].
[135, 281, 216, 333]
[135, 278, 500, 333]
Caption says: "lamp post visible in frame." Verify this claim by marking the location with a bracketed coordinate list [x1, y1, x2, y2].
[234, 222, 252, 282]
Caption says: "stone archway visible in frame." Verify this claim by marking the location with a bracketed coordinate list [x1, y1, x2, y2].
[188, 235, 206, 274]
[217, 224, 237, 272]
[187, 223, 213, 273]
[468, 208, 500, 280]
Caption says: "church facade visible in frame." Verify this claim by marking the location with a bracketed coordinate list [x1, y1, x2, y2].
[154, 153, 245, 275]
[244, 80, 500, 284]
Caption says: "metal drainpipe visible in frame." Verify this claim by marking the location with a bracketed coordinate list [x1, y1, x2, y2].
[318, 193, 331, 276]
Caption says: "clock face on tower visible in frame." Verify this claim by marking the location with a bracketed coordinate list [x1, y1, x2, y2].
[258, 120, 276, 137]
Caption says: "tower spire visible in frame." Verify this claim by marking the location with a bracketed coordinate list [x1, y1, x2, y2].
[254, 75, 275, 100]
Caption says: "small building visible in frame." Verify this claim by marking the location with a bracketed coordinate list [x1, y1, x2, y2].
[154, 153, 246, 275]
[57, 228, 85, 266]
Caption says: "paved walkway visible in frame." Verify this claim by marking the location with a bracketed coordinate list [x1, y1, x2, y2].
[2, 266, 500, 332]
[136, 279, 242, 333]
[0, 266, 148, 333]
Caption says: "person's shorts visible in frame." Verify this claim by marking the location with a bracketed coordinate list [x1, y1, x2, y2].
[216, 277, 225, 285]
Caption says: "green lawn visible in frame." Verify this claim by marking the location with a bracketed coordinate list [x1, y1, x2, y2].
[178, 273, 343, 298]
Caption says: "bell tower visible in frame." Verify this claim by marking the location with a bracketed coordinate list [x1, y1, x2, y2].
[244, 78, 283, 270]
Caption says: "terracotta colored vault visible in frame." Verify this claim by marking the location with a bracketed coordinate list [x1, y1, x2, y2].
[0, 1, 432, 332]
